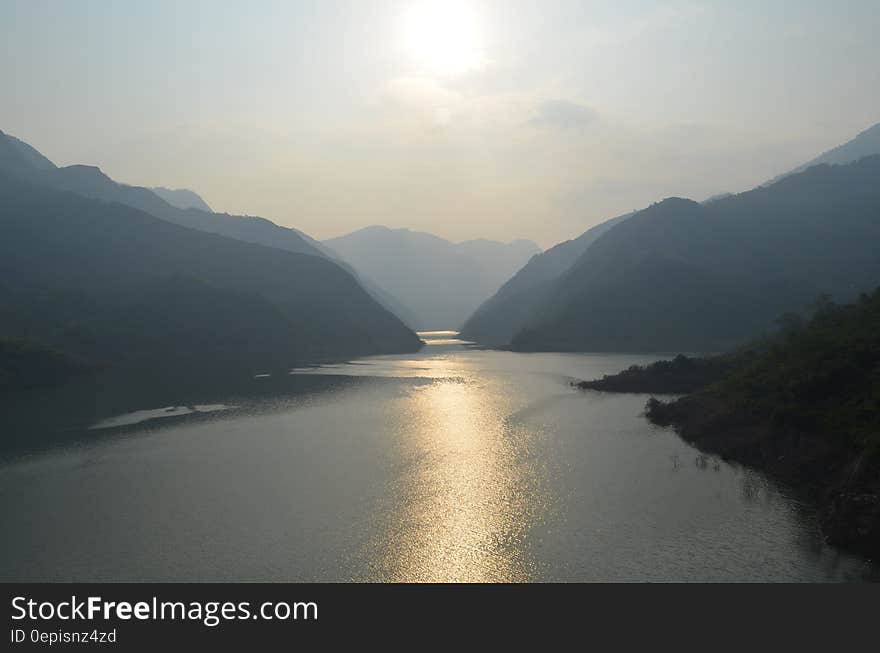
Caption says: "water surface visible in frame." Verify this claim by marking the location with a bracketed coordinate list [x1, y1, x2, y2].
[0, 334, 875, 581]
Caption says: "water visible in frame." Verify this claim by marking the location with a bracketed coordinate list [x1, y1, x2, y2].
[0, 333, 875, 582]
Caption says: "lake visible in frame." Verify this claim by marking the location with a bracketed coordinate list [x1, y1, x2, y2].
[1, 332, 876, 582]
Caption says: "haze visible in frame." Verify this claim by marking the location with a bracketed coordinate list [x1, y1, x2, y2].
[2, 0, 878, 246]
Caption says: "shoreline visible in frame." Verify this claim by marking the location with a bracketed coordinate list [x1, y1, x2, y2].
[642, 393, 880, 559]
[572, 349, 880, 560]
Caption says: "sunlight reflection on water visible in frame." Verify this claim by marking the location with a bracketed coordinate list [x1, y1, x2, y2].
[293, 343, 544, 580]
[418, 330, 474, 346]
[2, 342, 877, 582]
[366, 377, 543, 581]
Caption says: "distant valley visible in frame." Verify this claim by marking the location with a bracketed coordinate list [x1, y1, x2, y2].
[3, 119, 880, 386]
[324, 226, 539, 330]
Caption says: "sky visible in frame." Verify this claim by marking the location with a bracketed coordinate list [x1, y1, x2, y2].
[2, 0, 879, 247]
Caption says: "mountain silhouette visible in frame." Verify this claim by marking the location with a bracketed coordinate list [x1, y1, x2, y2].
[506, 157, 880, 352]
[150, 186, 212, 212]
[459, 213, 630, 345]
[0, 130, 325, 257]
[767, 120, 880, 184]
[463, 122, 880, 351]
[0, 129, 417, 327]
[0, 165, 421, 375]
[0, 129, 56, 174]
[324, 226, 539, 331]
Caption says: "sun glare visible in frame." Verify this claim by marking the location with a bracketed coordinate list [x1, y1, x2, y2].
[403, 1, 485, 75]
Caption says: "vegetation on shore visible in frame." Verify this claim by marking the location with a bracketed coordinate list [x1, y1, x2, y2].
[574, 353, 734, 394]
[577, 289, 880, 557]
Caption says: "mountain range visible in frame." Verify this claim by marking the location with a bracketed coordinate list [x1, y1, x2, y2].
[324, 226, 539, 330]
[5, 118, 879, 372]
[0, 138, 330, 261]
[767, 121, 880, 185]
[459, 213, 630, 345]
[0, 130, 421, 376]
[462, 121, 880, 352]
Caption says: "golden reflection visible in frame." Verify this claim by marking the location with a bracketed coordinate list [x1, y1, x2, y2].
[417, 330, 473, 346]
[364, 359, 547, 582]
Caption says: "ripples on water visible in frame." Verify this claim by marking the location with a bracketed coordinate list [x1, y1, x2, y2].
[0, 332, 876, 582]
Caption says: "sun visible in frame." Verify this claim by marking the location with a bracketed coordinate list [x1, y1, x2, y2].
[402, 1, 485, 76]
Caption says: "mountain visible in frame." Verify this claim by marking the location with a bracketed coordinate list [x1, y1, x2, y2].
[43, 165, 332, 259]
[323, 226, 540, 331]
[463, 120, 880, 348]
[150, 186, 212, 212]
[507, 157, 880, 352]
[0, 171, 421, 376]
[0, 129, 419, 326]
[1, 130, 326, 258]
[455, 238, 543, 277]
[768, 120, 880, 184]
[459, 212, 630, 345]
[0, 129, 56, 174]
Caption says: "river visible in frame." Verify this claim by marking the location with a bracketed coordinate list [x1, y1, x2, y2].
[0, 332, 875, 581]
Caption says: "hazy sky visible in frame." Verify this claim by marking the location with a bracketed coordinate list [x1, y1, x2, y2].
[2, 0, 879, 247]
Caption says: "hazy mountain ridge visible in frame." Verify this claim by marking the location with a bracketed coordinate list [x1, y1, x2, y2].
[0, 158, 422, 376]
[766, 120, 880, 185]
[0, 129, 57, 173]
[150, 186, 212, 212]
[0, 129, 420, 328]
[324, 225, 540, 330]
[43, 164, 329, 259]
[510, 157, 880, 352]
[463, 122, 880, 351]
[0, 131, 328, 258]
[459, 212, 631, 345]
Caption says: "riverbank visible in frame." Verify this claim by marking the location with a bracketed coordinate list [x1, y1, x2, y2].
[575, 290, 880, 559]
[574, 353, 732, 394]
[645, 393, 880, 557]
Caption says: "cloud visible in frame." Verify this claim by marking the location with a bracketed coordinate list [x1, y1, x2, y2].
[529, 100, 598, 130]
